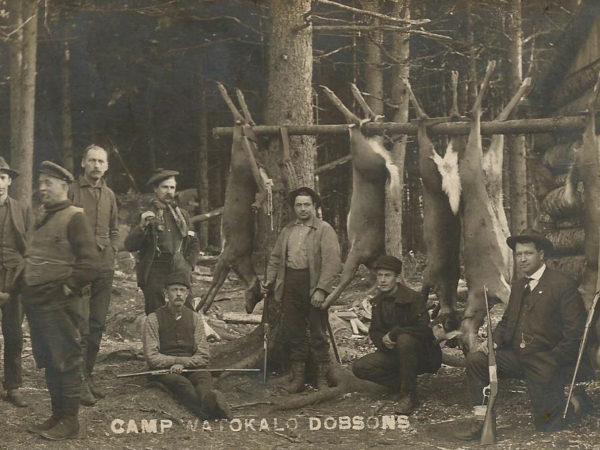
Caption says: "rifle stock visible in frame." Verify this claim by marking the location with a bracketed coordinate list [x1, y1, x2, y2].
[117, 368, 260, 378]
[481, 286, 498, 445]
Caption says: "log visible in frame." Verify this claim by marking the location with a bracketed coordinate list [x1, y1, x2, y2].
[546, 255, 585, 283]
[542, 142, 578, 173]
[213, 115, 591, 138]
[221, 313, 263, 324]
[555, 216, 585, 229]
[541, 184, 584, 218]
[546, 228, 586, 256]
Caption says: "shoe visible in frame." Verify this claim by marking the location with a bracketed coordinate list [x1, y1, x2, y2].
[394, 393, 419, 415]
[87, 375, 105, 399]
[40, 417, 79, 441]
[285, 361, 306, 393]
[453, 419, 484, 441]
[6, 389, 28, 407]
[315, 362, 329, 390]
[28, 416, 60, 435]
[80, 380, 97, 406]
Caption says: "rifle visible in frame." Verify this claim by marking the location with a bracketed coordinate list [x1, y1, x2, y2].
[481, 286, 498, 445]
[117, 368, 260, 378]
[326, 313, 342, 364]
[563, 291, 600, 419]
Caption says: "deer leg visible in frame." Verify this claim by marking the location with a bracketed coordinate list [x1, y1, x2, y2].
[324, 251, 364, 307]
[231, 256, 262, 314]
[198, 259, 231, 313]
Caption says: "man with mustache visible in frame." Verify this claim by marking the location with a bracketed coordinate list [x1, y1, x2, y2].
[0, 157, 33, 408]
[19, 161, 100, 440]
[69, 145, 119, 406]
[142, 270, 231, 420]
[125, 169, 199, 314]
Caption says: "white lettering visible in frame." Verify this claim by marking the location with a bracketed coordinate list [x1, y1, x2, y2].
[259, 418, 270, 432]
[202, 420, 213, 431]
[309, 417, 321, 431]
[229, 419, 242, 432]
[141, 419, 158, 434]
[273, 418, 284, 432]
[338, 416, 351, 430]
[352, 416, 365, 430]
[397, 415, 410, 430]
[111, 419, 125, 434]
[366, 416, 379, 430]
[324, 417, 337, 430]
[286, 418, 298, 430]
[244, 418, 256, 431]
[126, 420, 139, 434]
[159, 419, 172, 433]
[381, 415, 396, 430]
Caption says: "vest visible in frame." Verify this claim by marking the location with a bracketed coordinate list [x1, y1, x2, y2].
[156, 305, 196, 357]
[23, 206, 82, 286]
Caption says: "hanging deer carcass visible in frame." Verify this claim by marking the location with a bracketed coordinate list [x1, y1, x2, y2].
[319, 86, 402, 308]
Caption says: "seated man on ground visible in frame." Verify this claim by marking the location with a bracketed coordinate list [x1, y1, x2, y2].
[142, 270, 231, 420]
[352, 255, 442, 414]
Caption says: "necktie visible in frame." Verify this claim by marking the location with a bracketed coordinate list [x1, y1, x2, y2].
[523, 277, 532, 297]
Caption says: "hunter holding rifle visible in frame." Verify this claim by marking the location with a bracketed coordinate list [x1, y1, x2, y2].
[455, 229, 588, 440]
[142, 270, 231, 420]
[125, 168, 199, 315]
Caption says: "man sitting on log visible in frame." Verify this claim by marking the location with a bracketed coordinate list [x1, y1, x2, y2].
[142, 270, 231, 420]
[264, 186, 341, 392]
[352, 255, 441, 415]
[455, 229, 588, 440]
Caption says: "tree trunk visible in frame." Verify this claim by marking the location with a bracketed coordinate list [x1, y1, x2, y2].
[506, 0, 528, 234]
[8, 0, 23, 193]
[10, 0, 37, 205]
[61, 40, 74, 173]
[385, 0, 410, 260]
[360, 0, 384, 115]
[197, 58, 209, 250]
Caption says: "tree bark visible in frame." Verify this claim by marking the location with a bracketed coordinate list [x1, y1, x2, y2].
[61, 40, 74, 173]
[360, 0, 384, 115]
[8, 0, 23, 192]
[10, 0, 38, 205]
[197, 58, 209, 250]
[506, 0, 528, 234]
[385, 0, 410, 260]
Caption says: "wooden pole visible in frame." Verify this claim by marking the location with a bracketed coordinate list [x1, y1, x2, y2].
[213, 115, 588, 138]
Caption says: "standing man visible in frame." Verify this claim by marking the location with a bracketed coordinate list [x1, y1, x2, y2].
[0, 157, 33, 408]
[142, 270, 231, 420]
[69, 144, 119, 405]
[19, 161, 100, 441]
[125, 169, 198, 315]
[264, 187, 341, 392]
[455, 229, 586, 440]
[352, 255, 441, 414]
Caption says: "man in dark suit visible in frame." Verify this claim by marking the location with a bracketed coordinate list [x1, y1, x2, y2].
[125, 169, 199, 315]
[0, 157, 33, 408]
[455, 229, 586, 440]
[352, 255, 441, 415]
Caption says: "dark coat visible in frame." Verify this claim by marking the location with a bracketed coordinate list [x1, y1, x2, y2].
[7, 196, 33, 256]
[125, 198, 198, 288]
[494, 267, 586, 383]
[369, 283, 442, 373]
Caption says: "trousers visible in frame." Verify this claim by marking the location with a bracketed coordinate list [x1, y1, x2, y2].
[156, 372, 216, 418]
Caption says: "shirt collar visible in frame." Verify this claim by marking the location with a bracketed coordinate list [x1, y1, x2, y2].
[527, 264, 546, 282]
[78, 175, 105, 188]
[293, 216, 317, 229]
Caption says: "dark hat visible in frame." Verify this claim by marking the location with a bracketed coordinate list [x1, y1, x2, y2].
[373, 255, 403, 274]
[288, 186, 321, 208]
[506, 228, 553, 253]
[164, 269, 191, 289]
[39, 161, 74, 183]
[147, 168, 179, 186]
[0, 157, 18, 179]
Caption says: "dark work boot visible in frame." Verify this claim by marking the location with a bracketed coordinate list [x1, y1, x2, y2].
[453, 419, 484, 441]
[394, 391, 419, 415]
[315, 362, 330, 390]
[80, 379, 97, 406]
[201, 390, 232, 420]
[40, 416, 79, 441]
[28, 416, 60, 435]
[285, 361, 306, 393]
[87, 374, 105, 399]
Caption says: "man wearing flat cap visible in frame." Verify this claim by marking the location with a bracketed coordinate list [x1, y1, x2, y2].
[264, 186, 341, 393]
[352, 255, 441, 414]
[142, 270, 231, 420]
[0, 158, 33, 408]
[455, 229, 587, 440]
[125, 168, 199, 315]
[17, 161, 100, 440]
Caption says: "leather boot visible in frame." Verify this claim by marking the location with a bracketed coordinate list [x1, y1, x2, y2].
[285, 361, 305, 393]
[201, 390, 232, 420]
[6, 388, 28, 407]
[394, 391, 419, 415]
[453, 419, 484, 441]
[28, 416, 60, 435]
[40, 416, 79, 441]
[80, 379, 97, 406]
[87, 374, 105, 399]
[315, 362, 329, 390]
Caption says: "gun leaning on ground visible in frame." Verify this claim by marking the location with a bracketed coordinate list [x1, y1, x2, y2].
[563, 291, 600, 419]
[263, 283, 270, 385]
[117, 368, 260, 378]
[481, 285, 498, 445]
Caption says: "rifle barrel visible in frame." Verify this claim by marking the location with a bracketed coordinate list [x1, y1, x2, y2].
[117, 368, 260, 378]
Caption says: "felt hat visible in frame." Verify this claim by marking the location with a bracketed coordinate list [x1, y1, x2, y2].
[39, 161, 74, 183]
[288, 186, 321, 208]
[147, 168, 179, 186]
[506, 228, 553, 253]
[373, 255, 403, 274]
[164, 269, 191, 289]
[0, 157, 19, 179]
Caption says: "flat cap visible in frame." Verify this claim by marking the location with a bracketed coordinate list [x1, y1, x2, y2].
[373, 255, 403, 274]
[147, 168, 179, 186]
[164, 269, 191, 289]
[506, 228, 553, 254]
[288, 186, 321, 208]
[0, 157, 19, 179]
[39, 161, 74, 183]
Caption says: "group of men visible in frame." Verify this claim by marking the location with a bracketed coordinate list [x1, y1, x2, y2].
[0, 147, 593, 442]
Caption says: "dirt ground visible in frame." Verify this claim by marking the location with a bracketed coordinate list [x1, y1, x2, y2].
[1, 260, 599, 450]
